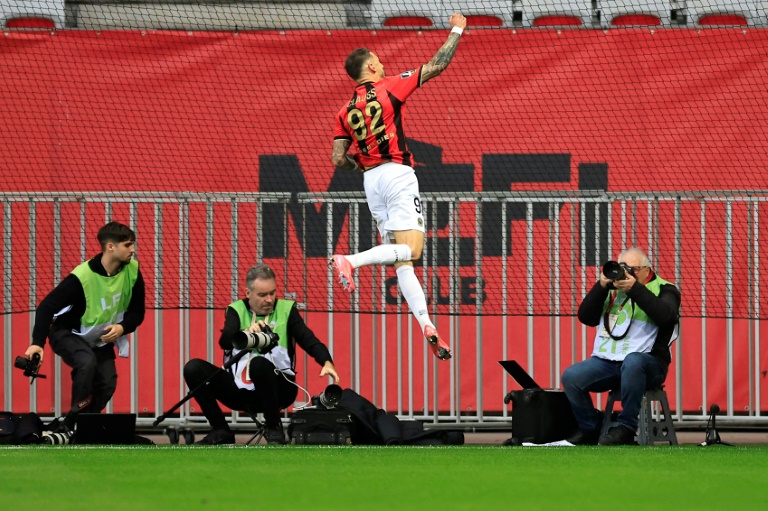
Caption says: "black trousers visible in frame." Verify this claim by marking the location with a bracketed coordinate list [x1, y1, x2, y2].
[48, 329, 118, 419]
[183, 356, 298, 430]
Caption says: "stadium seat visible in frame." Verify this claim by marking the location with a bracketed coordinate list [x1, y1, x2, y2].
[444, 1, 515, 27]
[0, 0, 64, 28]
[686, 0, 763, 27]
[370, 0, 443, 29]
[601, 386, 678, 446]
[600, 0, 677, 27]
[520, 0, 595, 28]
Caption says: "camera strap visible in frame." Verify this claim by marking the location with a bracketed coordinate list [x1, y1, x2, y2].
[603, 293, 634, 341]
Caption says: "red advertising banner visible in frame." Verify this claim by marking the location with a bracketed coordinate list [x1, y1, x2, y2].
[2, 30, 767, 416]
[1, 30, 767, 193]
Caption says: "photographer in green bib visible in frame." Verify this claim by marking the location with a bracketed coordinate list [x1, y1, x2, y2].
[24, 222, 146, 433]
[562, 247, 681, 446]
[183, 264, 340, 445]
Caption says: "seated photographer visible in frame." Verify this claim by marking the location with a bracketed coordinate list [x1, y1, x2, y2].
[23, 222, 145, 433]
[561, 247, 680, 446]
[183, 264, 340, 445]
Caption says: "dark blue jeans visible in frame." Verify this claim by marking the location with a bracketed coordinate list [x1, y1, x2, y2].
[561, 353, 668, 432]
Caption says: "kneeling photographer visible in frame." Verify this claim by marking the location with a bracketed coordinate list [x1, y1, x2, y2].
[183, 264, 339, 445]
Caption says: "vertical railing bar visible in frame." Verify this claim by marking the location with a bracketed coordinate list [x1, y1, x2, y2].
[553, 202, 561, 388]
[52, 199, 62, 418]
[231, 199, 238, 303]
[129, 202, 138, 414]
[526, 202, 534, 377]
[300, 201, 309, 403]
[326, 199, 335, 374]
[579, 203, 587, 361]
[747, 200, 755, 416]
[255, 201, 263, 264]
[753, 200, 761, 416]
[726, 200, 733, 415]
[350, 203, 361, 397]
[674, 197, 683, 420]
[3, 203, 13, 410]
[475, 199, 483, 422]
[154, 203, 164, 421]
[179, 201, 189, 422]
[594, 201, 602, 410]
[501, 199, 509, 416]
[647, 200, 654, 262]
[449, 199, 458, 422]
[701, 201, 707, 418]
[569, 203, 576, 367]
[105, 201, 114, 414]
[29, 202, 37, 412]
[206, 200, 215, 363]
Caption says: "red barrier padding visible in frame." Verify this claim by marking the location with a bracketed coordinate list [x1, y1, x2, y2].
[610, 14, 662, 26]
[5, 17, 55, 29]
[698, 14, 748, 26]
[383, 16, 434, 27]
[466, 15, 504, 27]
[533, 15, 583, 26]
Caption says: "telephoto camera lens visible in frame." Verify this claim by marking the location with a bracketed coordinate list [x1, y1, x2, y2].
[232, 329, 279, 354]
[318, 384, 343, 409]
[42, 430, 73, 445]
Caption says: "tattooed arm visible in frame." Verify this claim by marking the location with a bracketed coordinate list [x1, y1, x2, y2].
[421, 13, 468, 84]
[331, 138, 362, 172]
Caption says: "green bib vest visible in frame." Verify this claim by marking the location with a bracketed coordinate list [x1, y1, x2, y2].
[593, 275, 674, 360]
[228, 298, 293, 352]
[70, 259, 139, 356]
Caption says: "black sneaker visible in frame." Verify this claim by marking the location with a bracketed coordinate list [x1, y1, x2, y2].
[194, 428, 236, 445]
[265, 423, 287, 445]
[567, 429, 601, 446]
[598, 425, 636, 446]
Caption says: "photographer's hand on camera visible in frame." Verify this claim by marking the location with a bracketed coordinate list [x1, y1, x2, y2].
[611, 271, 637, 293]
[24, 345, 45, 365]
[244, 320, 269, 334]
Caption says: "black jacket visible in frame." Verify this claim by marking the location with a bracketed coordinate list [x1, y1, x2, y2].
[32, 254, 146, 346]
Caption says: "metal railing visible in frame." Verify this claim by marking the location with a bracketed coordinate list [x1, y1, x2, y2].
[1, 190, 765, 430]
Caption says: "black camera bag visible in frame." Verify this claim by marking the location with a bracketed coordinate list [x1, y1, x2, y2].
[288, 408, 354, 445]
[0, 411, 44, 445]
[504, 389, 578, 445]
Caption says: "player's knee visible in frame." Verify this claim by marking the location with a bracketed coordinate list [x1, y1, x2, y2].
[409, 244, 423, 261]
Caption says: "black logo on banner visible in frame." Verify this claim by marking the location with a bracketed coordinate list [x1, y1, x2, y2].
[259, 139, 609, 267]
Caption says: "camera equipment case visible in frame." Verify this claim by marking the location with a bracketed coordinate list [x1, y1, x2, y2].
[504, 389, 578, 445]
[288, 408, 354, 445]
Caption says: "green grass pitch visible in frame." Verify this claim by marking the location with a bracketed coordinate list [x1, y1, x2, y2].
[2, 445, 767, 510]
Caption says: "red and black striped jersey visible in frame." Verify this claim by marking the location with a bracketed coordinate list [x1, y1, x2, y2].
[334, 67, 423, 169]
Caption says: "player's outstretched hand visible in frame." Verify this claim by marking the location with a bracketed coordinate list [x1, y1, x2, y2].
[449, 13, 467, 30]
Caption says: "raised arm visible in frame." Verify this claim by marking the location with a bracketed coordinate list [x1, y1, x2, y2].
[421, 13, 467, 84]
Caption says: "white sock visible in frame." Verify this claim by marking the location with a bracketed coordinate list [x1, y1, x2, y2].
[396, 265, 433, 332]
[346, 244, 412, 269]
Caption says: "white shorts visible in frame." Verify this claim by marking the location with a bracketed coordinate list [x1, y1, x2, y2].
[363, 162, 425, 243]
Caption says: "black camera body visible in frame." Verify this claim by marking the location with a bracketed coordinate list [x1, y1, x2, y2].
[231, 325, 279, 354]
[14, 353, 46, 382]
[312, 384, 343, 409]
[602, 260, 634, 281]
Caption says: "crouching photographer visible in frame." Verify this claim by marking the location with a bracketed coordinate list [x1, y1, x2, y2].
[183, 264, 339, 445]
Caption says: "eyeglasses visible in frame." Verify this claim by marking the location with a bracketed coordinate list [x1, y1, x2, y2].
[624, 265, 649, 273]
